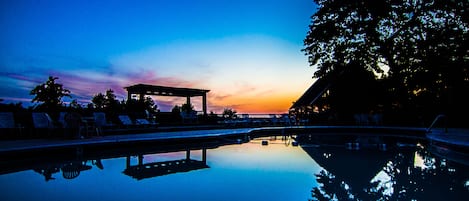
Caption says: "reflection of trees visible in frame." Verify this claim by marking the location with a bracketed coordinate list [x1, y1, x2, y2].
[310, 146, 469, 200]
[312, 170, 357, 201]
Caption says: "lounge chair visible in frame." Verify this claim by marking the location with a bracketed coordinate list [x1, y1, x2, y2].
[32, 112, 55, 128]
[0, 112, 23, 137]
[93, 112, 115, 135]
[32, 112, 56, 137]
[118, 115, 138, 127]
[135, 118, 159, 127]
[0, 112, 15, 128]
[180, 111, 197, 124]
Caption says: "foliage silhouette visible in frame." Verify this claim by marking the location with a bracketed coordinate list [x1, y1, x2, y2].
[30, 76, 71, 111]
[304, 0, 469, 126]
[309, 146, 469, 200]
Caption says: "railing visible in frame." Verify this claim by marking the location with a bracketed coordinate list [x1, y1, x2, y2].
[426, 114, 447, 133]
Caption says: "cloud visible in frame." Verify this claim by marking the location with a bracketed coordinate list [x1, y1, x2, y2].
[1, 34, 314, 113]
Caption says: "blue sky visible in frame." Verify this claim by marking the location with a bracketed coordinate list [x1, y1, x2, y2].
[0, 0, 317, 113]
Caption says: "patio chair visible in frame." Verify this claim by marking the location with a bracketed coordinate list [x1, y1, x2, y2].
[0, 112, 23, 137]
[93, 112, 115, 135]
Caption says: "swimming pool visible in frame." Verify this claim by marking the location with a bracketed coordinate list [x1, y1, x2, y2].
[0, 136, 467, 201]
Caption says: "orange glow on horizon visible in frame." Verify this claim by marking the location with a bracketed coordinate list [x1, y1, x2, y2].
[210, 93, 298, 114]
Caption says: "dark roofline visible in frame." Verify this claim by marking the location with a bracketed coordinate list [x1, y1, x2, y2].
[290, 69, 346, 109]
[125, 84, 210, 97]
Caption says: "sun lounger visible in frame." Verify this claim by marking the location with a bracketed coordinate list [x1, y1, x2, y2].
[118, 115, 140, 128]
[135, 118, 159, 127]
[32, 112, 56, 137]
[180, 111, 197, 123]
[93, 112, 115, 135]
[0, 112, 23, 137]
[32, 112, 55, 128]
[0, 112, 15, 128]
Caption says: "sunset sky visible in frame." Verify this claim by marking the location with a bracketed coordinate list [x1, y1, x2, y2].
[0, 0, 317, 114]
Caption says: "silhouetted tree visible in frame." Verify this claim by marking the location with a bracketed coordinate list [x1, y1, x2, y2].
[92, 89, 119, 111]
[222, 108, 237, 119]
[92, 93, 106, 109]
[304, 0, 469, 126]
[171, 105, 181, 114]
[104, 89, 119, 110]
[181, 103, 194, 113]
[30, 76, 71, 111]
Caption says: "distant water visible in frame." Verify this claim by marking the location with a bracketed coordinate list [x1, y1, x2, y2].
[0, 137, 467, 201]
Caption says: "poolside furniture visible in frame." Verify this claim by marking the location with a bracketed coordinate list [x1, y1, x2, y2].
[0, 112, 23, 137]
[0, 112, 15, 128]
[135, 118, 159, 127]
[118, 115, 139, 128]
[269, 114, 279, 125]
[60, 111, 87, 138]
[93, 112, 115, 135]
[180, 111, 197, 124]
[32, 112, 55, 128]
[58, 112, 67, 128]
[237, 114, 251, 126]
[61, 161, 92, 180]
[280, 114, 294, 126]
[32, 112, 56, 137]
[354, 113, 370, 126]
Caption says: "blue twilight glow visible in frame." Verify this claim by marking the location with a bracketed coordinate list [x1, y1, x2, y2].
[0, 0, 317, 113]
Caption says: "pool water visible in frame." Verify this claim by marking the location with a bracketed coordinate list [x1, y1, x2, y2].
[0, 137, 467, 201]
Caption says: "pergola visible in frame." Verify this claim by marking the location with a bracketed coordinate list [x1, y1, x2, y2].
[125, 84, 210, 115]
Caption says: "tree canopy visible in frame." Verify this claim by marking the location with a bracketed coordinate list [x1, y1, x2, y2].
[303, 0, 468, 125]
[30, 76, 71, 111]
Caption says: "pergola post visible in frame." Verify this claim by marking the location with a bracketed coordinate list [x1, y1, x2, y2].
[139, 93, 144, 102]
[202, 94, 207, 115]
[186, 96, 191, 107]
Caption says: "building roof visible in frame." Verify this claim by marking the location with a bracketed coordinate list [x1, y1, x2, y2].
[290, 75, 332, 109]
[290, 68, 349, 109]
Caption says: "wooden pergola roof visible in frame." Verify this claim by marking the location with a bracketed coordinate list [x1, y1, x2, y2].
[125, 84, 210, 97]
[125, 83, 210, 115]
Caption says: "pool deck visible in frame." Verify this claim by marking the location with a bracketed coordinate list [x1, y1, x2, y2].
[426, 128, 469, 148]
[0, 125, 467, 154]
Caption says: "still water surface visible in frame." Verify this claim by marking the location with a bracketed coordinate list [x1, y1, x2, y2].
[0, 137, 467, 201]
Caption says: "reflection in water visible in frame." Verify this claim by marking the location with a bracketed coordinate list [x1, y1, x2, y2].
[2, 135, 467, 201]
[0, 137, 319, 201]
[33, 160, 101, 181]
[123, 149, 209, 180]
[304, 144, 469, 200]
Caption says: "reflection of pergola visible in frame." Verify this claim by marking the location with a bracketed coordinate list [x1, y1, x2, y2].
[123, 149, 209, 180]
[125, 84, 210, 115]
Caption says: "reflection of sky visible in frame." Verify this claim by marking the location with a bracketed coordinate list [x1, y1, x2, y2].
[0, 141, 321, 201]
[0, 0, 317, 113]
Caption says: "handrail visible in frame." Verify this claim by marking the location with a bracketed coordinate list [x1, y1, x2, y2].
[426, 114, 447, 133]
